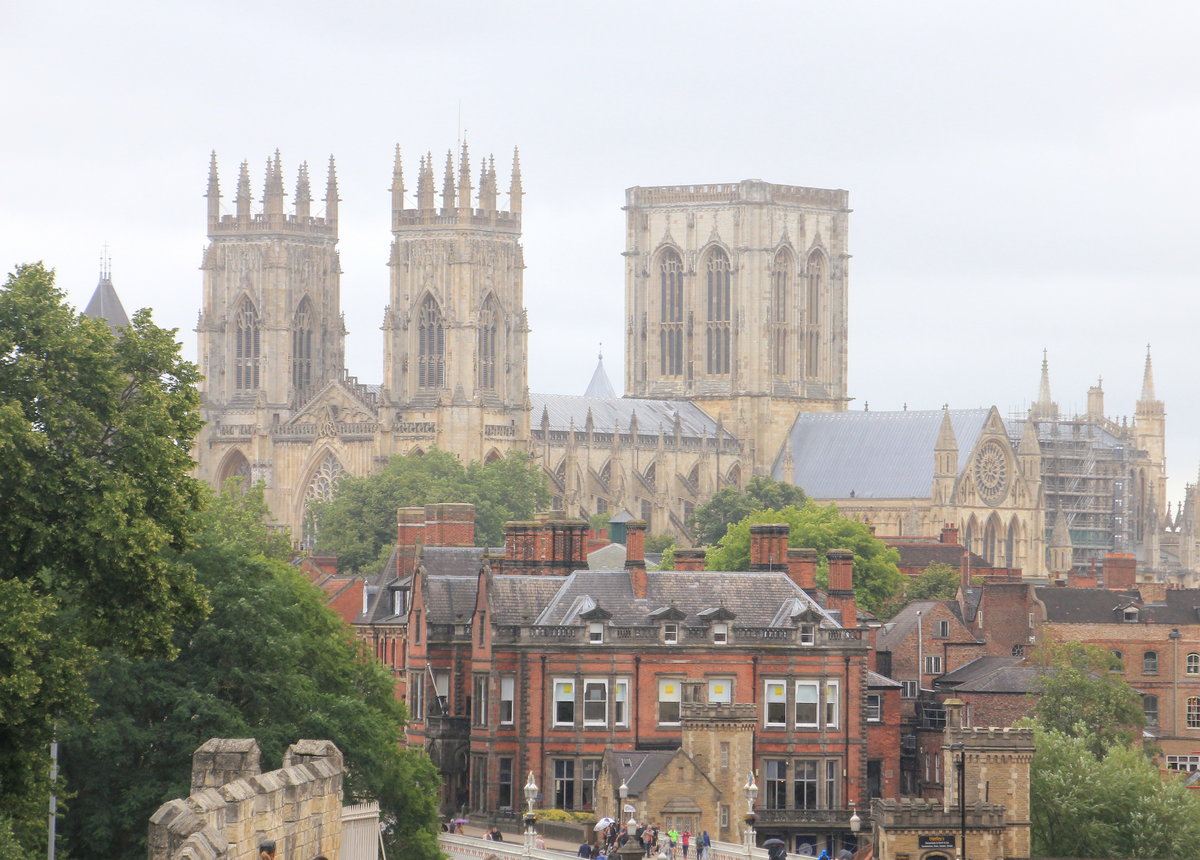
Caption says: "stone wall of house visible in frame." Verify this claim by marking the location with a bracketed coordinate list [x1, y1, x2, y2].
[148, 738, 344, 860]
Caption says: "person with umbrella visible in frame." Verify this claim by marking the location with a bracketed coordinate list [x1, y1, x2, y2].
[763, 837, 787, 860]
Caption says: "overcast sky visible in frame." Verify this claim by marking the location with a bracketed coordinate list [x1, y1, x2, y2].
[5, 1, 1199, 501]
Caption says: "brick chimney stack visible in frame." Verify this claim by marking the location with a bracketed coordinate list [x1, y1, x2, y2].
[674, 549, 707, 572]
[749, 524, 789, 571]
[826, 549, 857, 627]
[625, 520, 647, 570]
[940, 523, 959, 545]
[396, 507, 426, 578]
[787, 548, 818, 591]
[423, 503, 476, 547]
[1103, 553, 1137, 590]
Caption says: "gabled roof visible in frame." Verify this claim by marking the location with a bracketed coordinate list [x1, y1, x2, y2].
[773, 408, 992, 498]
[83, 274, 130, 333]
[866, 670, 903, 689]
[936, 656, 1037, 694]
[876, 600, 963, 651]
[604, 749, 676, 795]
[895, 544, 990, 571]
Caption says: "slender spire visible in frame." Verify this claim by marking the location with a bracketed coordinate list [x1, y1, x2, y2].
[295, 161, 311, 218]
[935, 406, 957, 452]
[1139, 344, 1157, 403]
[457, 139, 472, 209]
[509, 147, 523, 214]
[478, 154, 497, 211]
[1030, 349, 1059, 422]
[324, 155, 339, 223]
[441, 149, 455, 210]
[390, 144, 405, 212]
[84, 257, 130, 334]
[263, 150, 285, 216]
[206, 151, 221, 221]
[585, 343, 617, 399]
[236, 160, 252, 220]
[417, 152, 435, 210]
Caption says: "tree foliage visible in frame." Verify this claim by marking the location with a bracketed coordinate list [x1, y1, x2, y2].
[877, 562, 961, 620]
[60, 484, 442, 860]
[310, 448, 551, 573]
[689, 476, 808, 546]
[1029, 726, 1200, 859]
[0, 263, 207, 855]
[1029, 640, 1145, 756]
[705, 503, 904, 614]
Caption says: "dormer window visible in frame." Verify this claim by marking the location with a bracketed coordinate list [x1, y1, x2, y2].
[589, 622, 604, 644]
[392, 587, 409, 617]
[1123, 607, 1139, 622]
[799, 624, 816, 646]
[713, 623, 728, 645]
[664, 623, 679, 644]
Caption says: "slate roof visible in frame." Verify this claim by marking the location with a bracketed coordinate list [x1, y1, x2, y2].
[584, 355, 617, 399]
[605, 749, 676, 795]
[773, 408, 992, 498]
[867, 669, 903, 689]
[489, 575, 579, 625]
[425, 576, 481, 624]
[530, 392, 736, 440]
[1037, 586, 1200, 625]
[423, 546, 486, 577]
[876, 601, 952, 651]
[936, 656, 1036, 693]
[528, 569, 835, 628]
[895, 544, 991, 571]
[83, 274, 130, 333]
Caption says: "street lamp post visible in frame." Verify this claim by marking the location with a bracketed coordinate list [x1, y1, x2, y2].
[949, 744, 966, 860]
[620, 779, 637, 831]
[524, 771, 539, 855]
[743, 771, 759, 855]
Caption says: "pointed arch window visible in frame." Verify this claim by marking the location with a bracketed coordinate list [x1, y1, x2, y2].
[705, 247, 732, 375]
[234, 299, 261, 390]
[301, 451, 346, 548]
[292, 297, 315, 391]
[770, 249, 792, 376]
[417, 295, 445, 388]
[478, 298, 499, 391]
[658, 249, 684, 376]
[805, 252, 825, 378]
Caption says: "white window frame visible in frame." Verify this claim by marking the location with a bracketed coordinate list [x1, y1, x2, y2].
[554, 678, 576, 727]
[589, 622, 604, 644]
[432, 670, 449, 716]
[713, 622, 729, 644]
[614, 678, 630, 726]
[708, 677, 733, 704]
[924, 655, 943, 675]
[765, 680, 787, 727]
[499, 675, 515, 725]
[866, 693, 882, 723]
[824, 680, 840, 728]
[901, 680, 918, 699]
[473, 674, 489, 726]
[795, 680, 819, 728]
[663, 623, 679, 644]
[934, 619, 949, 638]
[583, 678, 608, 726]
[799, 624, 816, 646]
[658, 678, 682, 725]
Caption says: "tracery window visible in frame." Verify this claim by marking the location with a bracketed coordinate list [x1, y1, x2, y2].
[770, 249, 792, 375]
[292, 297, 314, 391]
[234, 299, 261, 390]
[804, 252, 824, 378]
[478, 299, 498, 391]
[301, 452, 346, 548]
[705, 247, 731, 375]
[658, 249, 684, 376]
[417, 295, 445, 388]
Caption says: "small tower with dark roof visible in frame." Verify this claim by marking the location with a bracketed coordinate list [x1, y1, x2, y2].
[83, 255, 130, 335]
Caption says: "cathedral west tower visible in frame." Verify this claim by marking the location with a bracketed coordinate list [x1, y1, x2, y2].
[623, 180, 850, 471]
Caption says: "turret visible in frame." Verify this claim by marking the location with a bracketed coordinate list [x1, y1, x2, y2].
[457, 140, 472, 209]
[294, 162, 311, 218]
[236, 160, 252, 221]
[1029, 349, 1058, 422]
[417, 152, 435, 210]
[390, 145, 405, 212]
[263, 150, 284, 217]
[478, 155, 497, 211]
[324, 156, 339, 225]
[441, 149, 455, 211]
[1018, 415, 1042, 482]
[1048, 508, 1073, 575]
[933, 406, 958, 506]
[509, 147, 523, 215]
[1086, 377, 1104, 418]
[206, 151, 221, 224]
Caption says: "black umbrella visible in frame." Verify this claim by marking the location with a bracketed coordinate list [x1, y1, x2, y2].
[763, 838, 787, 847]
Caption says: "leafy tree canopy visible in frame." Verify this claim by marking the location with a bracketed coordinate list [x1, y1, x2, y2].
[689, 476, 808, 546]
[1029, 639, 1146, 757]
[0, 263, 207, 855]
[705, 503, 904, 614]
[61, 484, 442, 860]
[310, 448, 551, 573]
[1029, 726, 1200, 859]
[877, 562, 961, 620]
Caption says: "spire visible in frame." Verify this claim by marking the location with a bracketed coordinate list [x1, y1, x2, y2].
[236, 160, 252, 220]
[509, 146, 523, 214]
[417, 152, 435, 210]
[295, 162, 311, 217]
[263, 150, 285, 216]
[324, 155, 339, 223]
[1139, 344, 1157, 403]
[478, 154, 497, 211]
[83, 258, 130, 334]
[1030, 349, 1059, 422]
[1048, 507, 1073, 575]
[441, 149, 455, 211]
[390, 144, 405, 212]
[206, 151, 221, 222]
[935, 406, 957, 453]
[457, 139, 472, 209]
[585, 344, 617, 399]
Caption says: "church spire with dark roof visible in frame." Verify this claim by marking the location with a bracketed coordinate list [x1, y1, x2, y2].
[584, 344, 617, 399]
[83, 255, 130, 335]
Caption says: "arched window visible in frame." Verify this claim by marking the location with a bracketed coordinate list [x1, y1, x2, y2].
[983, 516, 999, 566]
[644, 461, 657, 490]
[726, 463, 741, 488]
[234, 298, 261, 390]
[770, 249, 792, 375]
[1143, 694, 1159, 727]
[292, 296, 314, 391]
[804, 252, 825, 378]
[301, 451, 346, 548]
[1005, 519, 1017, 569]
[217, 449, 252, 491]
[417, 295, 445, 388]
[658, 249, 684, 376]
[1187, 653, 1200, 675]
[705, 247, 731, 375]
[478, 298, 499, 391]
[1189, 696, 1200, 729]
[1144, 651, 1159, 674]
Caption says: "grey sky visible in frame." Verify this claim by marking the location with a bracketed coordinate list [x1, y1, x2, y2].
[5, 1, 1199, 501]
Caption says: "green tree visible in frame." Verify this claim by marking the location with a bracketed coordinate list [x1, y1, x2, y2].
[60, 484, 442, 860]
[705, 503, 903, 614]
[0, 263, 207, 853]
[877, 562, 961, 620]
[1029, 726, 1200, 859]
[310, 448, 550, 573]
[689, 476, 808, 546]
[1029, 640, 1145, 756]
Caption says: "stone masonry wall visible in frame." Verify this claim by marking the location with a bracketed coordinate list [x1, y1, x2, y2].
[149, 738, 344, 860]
